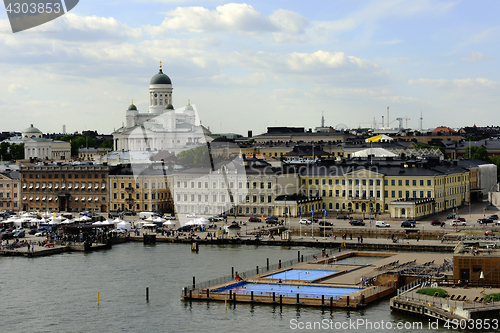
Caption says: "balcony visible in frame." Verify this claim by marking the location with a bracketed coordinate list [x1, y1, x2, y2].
[125, 198, 135, 204]
[125, 187, 134, 192]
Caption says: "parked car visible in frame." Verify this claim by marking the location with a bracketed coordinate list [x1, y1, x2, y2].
[299, 219, 311, 225]
[164, 215, 177, 220]
[265, 216, 279, 224]
[401, 220, 416, 228]
[186, 213, 197, 218]
[431, 220, 445, 226]
[457, 217, 466, 222]
[375, 221, 390, 228]
[487, 215, 499, 220]
[12, 229, 25, 238]
[35, 230, 48, 237]
[123, 211, 136, 216]
[248, 217, 261, 222]
[28, 228, 37, 235]
[349, 219, 365, 226]
[336, 215, 349, 220]
[319, 221, 333, 226]
[478, 218, 494, 224]
[108, 212, 121, 219]
[177, 225, 192, 232]
[451, 220, 467, 226]
[307, 217, 319, 223]
[447, 213, 455, 219]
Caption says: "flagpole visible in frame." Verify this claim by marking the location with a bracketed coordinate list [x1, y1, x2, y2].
[299, 206, 302, 239]
[323, 207, 326, 239]
[311, 208, 314, 239]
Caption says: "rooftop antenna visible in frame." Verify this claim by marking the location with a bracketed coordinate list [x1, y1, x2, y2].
[420, 111, 423, 131]
[321, 112, 325, 127]
[386, 106, 389, 127]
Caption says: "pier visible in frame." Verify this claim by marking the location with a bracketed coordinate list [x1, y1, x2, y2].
[181, 250, 452, 309]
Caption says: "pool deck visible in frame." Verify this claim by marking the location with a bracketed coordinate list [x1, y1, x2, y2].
[182, 250, 451, 308]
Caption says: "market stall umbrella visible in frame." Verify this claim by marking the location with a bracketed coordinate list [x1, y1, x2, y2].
[50, 216, 67, 224]
[80, 215, 92, 222]
[153, 217, 166, 223]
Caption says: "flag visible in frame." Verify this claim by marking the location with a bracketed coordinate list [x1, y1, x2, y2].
[299, 207, 301, 217]
[288, 206, 291, 215]
[324, 208, 327, 217]
[312, 207, 314, 216]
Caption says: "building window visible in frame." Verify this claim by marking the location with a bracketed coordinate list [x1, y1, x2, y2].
[267, 182, 272, 189]
[113, 182, 117, 189]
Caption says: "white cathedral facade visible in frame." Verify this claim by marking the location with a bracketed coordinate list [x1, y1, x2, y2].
[112, 63, 211, 154]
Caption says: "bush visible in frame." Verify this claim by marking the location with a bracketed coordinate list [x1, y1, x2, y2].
[484, 293, 500, 302]
[416, 288, 448, 298]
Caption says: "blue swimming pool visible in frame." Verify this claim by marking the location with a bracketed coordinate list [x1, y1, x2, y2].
[261, 269, 337, 281]
[213, 282, 360, 299]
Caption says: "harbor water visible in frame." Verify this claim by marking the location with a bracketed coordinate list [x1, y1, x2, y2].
[0, 243, 481, 332]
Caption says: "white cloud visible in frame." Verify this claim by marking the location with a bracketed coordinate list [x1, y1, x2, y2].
[148, 3, 307, 35]
[460, 51, 494, 62]
[379, 39, 402, 45]
[408, 78, 500, 90]
[8, 83, 28, 94]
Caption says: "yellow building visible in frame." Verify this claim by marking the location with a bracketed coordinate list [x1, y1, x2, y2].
[108, 164, 173, 213]
[298, 158, 470, 219]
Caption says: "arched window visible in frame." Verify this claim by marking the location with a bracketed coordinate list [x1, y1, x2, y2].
[328, 202, 333, 210]
[361, 203, 366, 212]
[336, 203, 340, 210]
[401, 208, 406, 216]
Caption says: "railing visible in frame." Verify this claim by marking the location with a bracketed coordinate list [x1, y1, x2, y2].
[397, 278, 424, 296]
[183, 248, 339, 292]
[401, 291, 499, 311]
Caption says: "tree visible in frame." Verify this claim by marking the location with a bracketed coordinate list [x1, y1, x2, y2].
[464, 146, 488, 161]
[177, 145, 211, 166]
[99, 140, 113, 149]
[10, 143, 24, 160]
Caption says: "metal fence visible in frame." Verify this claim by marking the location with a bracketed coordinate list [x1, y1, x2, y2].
[402, 291, 498, 311]
[183, 248, 339, 292]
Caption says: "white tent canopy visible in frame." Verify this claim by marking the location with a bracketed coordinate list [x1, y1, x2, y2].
[352, 147, 397, 158]
[117, 221, 132, 231]
[153, 217, 166, 223]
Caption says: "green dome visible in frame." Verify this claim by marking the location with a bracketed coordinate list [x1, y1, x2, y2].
[185, 101, 194, 111]
[24, 124, 42, 133]
[165, 103, 174, 110]
[150, 69, 172, 85]
[128, 103, 137, 111]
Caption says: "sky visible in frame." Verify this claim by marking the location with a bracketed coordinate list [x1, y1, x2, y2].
[0, 0, 499, 136]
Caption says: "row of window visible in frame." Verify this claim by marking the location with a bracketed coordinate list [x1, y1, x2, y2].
[23, 183, 106, 190]
[0, 192, 17, 198]
[175, 180, 273, 190]
[112, 192, 168, 200]
[112, 181, 169, 190]
[24, 173, 106, 179]
[23, 196, 105, 202]
[0, 183, 17, 188]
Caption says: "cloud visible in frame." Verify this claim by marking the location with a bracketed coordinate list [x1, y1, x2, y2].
[378, 39, 403, 45]
[8, 83, 28, 94]
[460, 51, 494, 62]
[148, 3, 307, 35]
[408, 78, 500, 90]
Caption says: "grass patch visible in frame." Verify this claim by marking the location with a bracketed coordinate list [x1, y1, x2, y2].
[416, 288, 448, 298]
[484, 293, 500, 302]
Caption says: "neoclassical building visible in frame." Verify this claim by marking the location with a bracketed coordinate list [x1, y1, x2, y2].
[112, 63, 211, 155]
[22, 124, 71, 160]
